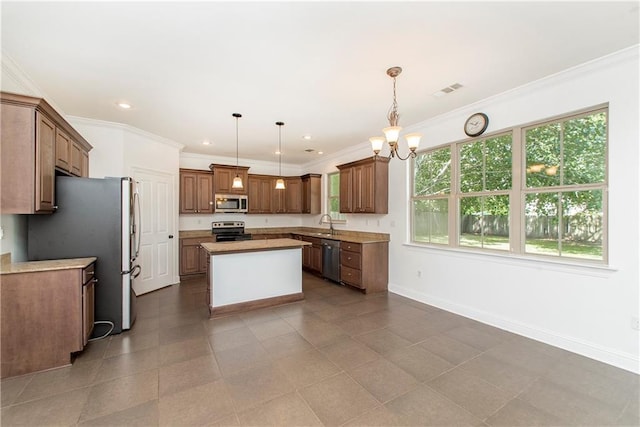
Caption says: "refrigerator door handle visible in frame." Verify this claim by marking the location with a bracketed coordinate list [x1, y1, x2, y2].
[133, 190, 142, 260]
[122, 264, 141, 278]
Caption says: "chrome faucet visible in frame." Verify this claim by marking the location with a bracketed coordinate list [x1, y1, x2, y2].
[319, 214, 335, 235]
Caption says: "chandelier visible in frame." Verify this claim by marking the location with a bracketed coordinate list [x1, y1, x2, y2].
[231, 113, 244, 189]
[275, 121, 285, 190]
[370, 66, 422, 160]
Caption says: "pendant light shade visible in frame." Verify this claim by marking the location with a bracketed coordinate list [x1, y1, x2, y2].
[231, 113, 243, 189]
[275, 121, 285, 190]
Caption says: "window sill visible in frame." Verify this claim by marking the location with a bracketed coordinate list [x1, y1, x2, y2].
[402, 242, 617, 277]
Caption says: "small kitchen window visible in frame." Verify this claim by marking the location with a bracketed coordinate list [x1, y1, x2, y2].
[327, 172, 346, 222]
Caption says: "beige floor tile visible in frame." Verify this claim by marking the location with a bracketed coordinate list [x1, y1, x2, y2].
[215, 341, 270, 376]
[94, 347, 159, 383]
[238, 392, 322, 426]
[224, 363, 295, 412]
[344, 405, 412, 426]
[386, 320, 439, 343]
[261, 331, 314, 360]
[158, 321, 206, 345]
[158, 379, 234, 426]
[355, 328, 413, 355]
[15, 359, 102, 403]
[519, 378, 621, 425]
[0, 374, 33, 407]
[296, 318, 347, 347]
[420, 333, 482, 366]
[386, 345, 454, 382]
[426, 367, 513, 419]
[240, 307, 281, 325]
[104, 330, 160, 358]
[385, 384, 481, 426]
[338, 311, 391, 336]
[273, 349, 340, 388]
[211, 413, 241, 426]
[159, 335, 212, 367]
[127, 315, 160, 336]
[73, 337, 110, 363]
[78, 370, 158, 423]
[209, 326, 260, 353]
[159, 354, 221, 397]
[459, 353, 539, 395]
[1, 386, 90, 426]
[485, 398, 566, 426]
[349, 358, 419, 403]
[484, 339, 561, 375]
[444, 325, 505, 351]
[78, 400, 159, 426]
[247, 318, 295, 341]
[318, 336, 380, 371]
[203, 314, 246, 334]
[299, 372, 378, 426]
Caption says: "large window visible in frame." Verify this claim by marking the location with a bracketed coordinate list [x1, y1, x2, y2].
[411, 107, 608, 263]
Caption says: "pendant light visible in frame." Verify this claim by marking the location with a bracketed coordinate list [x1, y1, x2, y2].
[231, 113, 243, 189]
[275, 121, 285, 190]
[370, 66, 422, 160]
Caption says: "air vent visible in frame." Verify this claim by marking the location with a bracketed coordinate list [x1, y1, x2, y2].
[305, 148, 315, 153]
[433, 82, 464, 98]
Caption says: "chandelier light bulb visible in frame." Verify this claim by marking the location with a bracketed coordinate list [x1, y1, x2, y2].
[369, 136, 385, 154]
[383, 126, 402, 145]
[405, 133, 422, 151]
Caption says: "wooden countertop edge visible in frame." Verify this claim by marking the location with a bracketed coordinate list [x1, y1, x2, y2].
[0, 257, 97, 275]
[201, 239, 311, 255]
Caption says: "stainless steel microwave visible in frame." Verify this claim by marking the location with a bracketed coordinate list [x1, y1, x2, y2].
[214, 194, 248, 213]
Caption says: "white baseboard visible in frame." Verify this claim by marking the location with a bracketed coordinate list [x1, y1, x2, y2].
[389, 282, 640, 374]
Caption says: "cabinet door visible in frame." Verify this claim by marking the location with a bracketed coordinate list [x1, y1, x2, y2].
[180, 171, 198, 214]
[35, 112, 56, 213]
[360, 162, 375, 213]
[180, 242, 201, 275]
[55, 128, 70, 171]
[248, 175, 262, 213]
[214, 168, 233, 194]
[311, 245, 323, 273]
[259, 178, 272, 213]
[285, 178, 302, 213]
[272, 178, 286, 213]
[302, 244, 311, 268]
[339, 168, 353, 213]
[70, 142, 82, 176]
[196, 173, 214, 213]
[198, 244, 209, 273]
[81, 150, 89, 177]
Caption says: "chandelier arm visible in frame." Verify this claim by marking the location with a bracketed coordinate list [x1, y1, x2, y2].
[393, 147, 417, 161]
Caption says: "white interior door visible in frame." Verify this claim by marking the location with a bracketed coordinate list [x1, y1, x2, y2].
[132, 168, 176, 294]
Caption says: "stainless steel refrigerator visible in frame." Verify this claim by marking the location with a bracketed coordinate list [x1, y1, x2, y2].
[27, 176, 141, 335]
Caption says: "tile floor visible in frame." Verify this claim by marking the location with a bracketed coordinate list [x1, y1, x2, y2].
[1, 272, 638, 426]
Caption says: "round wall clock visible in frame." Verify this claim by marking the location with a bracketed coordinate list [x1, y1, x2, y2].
[464, 112, 489, 137]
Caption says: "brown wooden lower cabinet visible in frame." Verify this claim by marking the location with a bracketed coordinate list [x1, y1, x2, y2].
[340, 241, 388, 293]
[1, 261, 96, 378]
[293, 234, 322, 275]
[180, 237, 214, 276]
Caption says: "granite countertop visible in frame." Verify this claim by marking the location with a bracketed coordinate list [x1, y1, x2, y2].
[0, 257, 97, 275]
[180, 227, 389, 244]
[202, 238, 311, 255]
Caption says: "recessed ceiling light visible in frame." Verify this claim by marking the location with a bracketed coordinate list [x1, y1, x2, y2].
[275, 151, 281, 155]
[318, 151, 323, 155]
[117, 102, 132, 109]
[303, 135, 312, 140]
[202, 140, 211, 145]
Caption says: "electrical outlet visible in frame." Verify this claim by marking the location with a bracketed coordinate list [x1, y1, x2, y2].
[264, 218, 268, 224]
[0, 226, 3, 240]
[197, 219, 202, 225]
[631, 316, 640, 331]
[417, 270, 422, 278]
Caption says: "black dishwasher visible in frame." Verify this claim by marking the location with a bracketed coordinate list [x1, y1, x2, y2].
[321, 239, 341, 283]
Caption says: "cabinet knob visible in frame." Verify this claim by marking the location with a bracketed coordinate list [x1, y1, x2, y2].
[169, 235, 174, 239]
[53, 205, 59, 211]
[347, 257, 351, 260]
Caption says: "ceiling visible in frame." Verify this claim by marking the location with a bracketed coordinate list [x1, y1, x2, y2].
[2, 2, 638, 165]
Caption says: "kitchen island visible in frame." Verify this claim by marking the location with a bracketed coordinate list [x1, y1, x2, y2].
[201, 238, 311, 316]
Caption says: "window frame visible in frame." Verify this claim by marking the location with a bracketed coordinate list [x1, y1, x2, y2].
[410, 104, 609, 265]
[326, 171, 347, 222]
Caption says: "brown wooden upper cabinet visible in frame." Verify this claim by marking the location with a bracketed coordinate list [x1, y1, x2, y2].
[1, 92, 92, 214]
[301, 173, 321, 214]
[337, 156, 389, 214]
[285, 177, 302, 213]
[210, 164, 249, 195]
[179, 169, 214, 214]
[248, 174, 273, 214]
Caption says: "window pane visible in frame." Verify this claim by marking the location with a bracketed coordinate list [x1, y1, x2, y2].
[329, 197, 340, 216]
[460, 134, 512, 193]
[525, 192, 560, 256]
[563, 112, 606, 185]
[414, 147, 451, 196]
[412, 199, 448, 244]
[329, 172, 340, 197]
[525, 123, 561, 188]
[561, 190, 603, 260]
[460, 195, 509, 250]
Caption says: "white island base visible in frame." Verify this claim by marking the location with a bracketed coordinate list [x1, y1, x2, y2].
[201, 239, 310, 316]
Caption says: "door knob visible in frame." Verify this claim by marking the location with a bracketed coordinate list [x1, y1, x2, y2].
[168, 235, 174, 239]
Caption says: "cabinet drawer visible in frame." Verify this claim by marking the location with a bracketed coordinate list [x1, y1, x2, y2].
[341, 242, 361, 253]
[83, 263, 95, 284]
[341, 266, 362, 288]
[340, 250, 361, 269]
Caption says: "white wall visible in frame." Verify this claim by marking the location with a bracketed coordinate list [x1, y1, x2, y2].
[300, 47, 640, 373]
